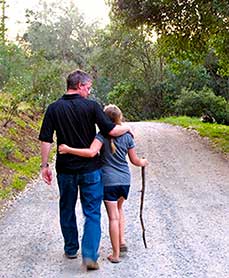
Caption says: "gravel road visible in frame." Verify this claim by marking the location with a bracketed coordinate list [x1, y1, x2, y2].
[1, 122, 229, 278]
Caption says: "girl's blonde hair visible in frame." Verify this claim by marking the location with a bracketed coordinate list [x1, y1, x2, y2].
[104, 104, 123, 154]
[104, 104, 123, 125]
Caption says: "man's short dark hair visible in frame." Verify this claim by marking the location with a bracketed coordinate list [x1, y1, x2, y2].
[67, 69, 92, 90]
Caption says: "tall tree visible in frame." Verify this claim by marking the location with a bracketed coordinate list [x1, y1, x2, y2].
[91, 21, 161, 92]
[109, 0, 229, 75]
[23, 0, 98, 69]
[0, 0, 7, 43]
[90, 20, 167, 118]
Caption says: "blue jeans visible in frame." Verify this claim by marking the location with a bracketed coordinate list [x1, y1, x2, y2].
[57, 170, 103, 262]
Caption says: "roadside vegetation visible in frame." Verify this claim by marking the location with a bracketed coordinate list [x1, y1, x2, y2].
[0, 0, 228, 203]
[0, 93, 42, 201]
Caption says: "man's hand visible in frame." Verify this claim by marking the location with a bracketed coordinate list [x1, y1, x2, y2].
[41, 166, 52, 185]
[122, 123, 134, 138]
[40, 141, 52, 184]
[109, 122, 135, 138]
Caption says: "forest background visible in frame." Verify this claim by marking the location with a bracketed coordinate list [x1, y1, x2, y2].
[0, 0, 228, 203]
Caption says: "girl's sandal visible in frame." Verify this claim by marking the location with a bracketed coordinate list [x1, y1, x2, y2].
[107, 255, 120, 264]
[120, 244, 128, 252]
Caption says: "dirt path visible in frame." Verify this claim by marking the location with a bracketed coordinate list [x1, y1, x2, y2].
[1, 122, 229, 278]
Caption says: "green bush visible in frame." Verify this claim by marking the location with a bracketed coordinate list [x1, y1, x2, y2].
[0, 138, 15, 160]
[108, 82, 145, 121]
[107, 81, 169, 120]
[11, 174, 27, 191]
[174, 87, 229, 124]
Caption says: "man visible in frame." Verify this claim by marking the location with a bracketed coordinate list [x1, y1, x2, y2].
[39, 69, 131, 270]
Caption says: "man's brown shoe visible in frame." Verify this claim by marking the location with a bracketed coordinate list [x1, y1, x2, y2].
[64, 252, 78, 259]
[85, 261, 99, 271]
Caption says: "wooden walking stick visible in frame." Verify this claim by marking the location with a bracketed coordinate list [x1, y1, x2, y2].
[140, 165, 147, 248]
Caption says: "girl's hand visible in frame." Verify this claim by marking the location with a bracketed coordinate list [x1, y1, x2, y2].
[140, 158, 149, 167]
[58, 144, 68, 154]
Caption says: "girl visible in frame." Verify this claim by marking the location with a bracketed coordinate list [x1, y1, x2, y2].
[59, 104, 148, 263]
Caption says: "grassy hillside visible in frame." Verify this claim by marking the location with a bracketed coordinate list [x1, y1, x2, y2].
[0, 94, 43, 205]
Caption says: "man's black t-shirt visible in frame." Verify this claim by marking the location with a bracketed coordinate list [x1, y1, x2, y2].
[39, 94, 115, 174]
